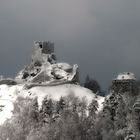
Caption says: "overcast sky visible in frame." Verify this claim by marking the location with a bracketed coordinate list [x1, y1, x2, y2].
[0, 0, 140, 90]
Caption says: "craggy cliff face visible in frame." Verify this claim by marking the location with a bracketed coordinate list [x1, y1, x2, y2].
[15, 41, 79, 84]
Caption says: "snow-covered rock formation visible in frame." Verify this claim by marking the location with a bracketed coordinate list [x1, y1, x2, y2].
[15, 41, 79, 84]
[0, 41, 105, 125]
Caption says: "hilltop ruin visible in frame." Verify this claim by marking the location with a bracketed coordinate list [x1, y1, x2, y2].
[15, 41, 79, 85]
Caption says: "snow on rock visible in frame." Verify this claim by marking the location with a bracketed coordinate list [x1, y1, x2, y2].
[0, 41, 105, 125]
[0, 84, 105, 125]
[15, 41, 79, 84]
[115, 72, 136, 80]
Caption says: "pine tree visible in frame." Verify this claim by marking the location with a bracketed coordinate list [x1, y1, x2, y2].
[86, 99, 98, 140]
[88, 99, 98, 118]
[56, 97, 65, 114]
[30, 97, 39, 122]
[114, 94, 127, 129]
[84, 75, 101, 94]
[114, 94, 127, 139]
[40, 97, 54, 123]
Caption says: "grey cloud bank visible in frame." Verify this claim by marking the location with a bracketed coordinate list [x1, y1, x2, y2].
[0, 0, 140, 89]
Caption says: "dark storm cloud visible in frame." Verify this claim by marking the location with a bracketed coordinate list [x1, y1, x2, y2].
[0, 0, 140, 89]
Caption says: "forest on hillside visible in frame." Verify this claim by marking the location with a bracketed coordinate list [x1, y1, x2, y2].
[0, 82, 140, 140]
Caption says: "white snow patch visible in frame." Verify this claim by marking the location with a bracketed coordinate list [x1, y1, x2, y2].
[0, 84, 105, 125]
[115, 72, 136, 80]
[96, 96, 105, 111]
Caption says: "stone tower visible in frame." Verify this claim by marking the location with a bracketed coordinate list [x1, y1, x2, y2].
[34, 41, 54, 54]
[32, 41, 56, 64]
[111, 72, 139, 95]
[16, 41, 79, 84]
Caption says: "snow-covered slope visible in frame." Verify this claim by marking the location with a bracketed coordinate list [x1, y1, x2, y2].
[0, 84, 104, 125]
[0, 41, 105, 125]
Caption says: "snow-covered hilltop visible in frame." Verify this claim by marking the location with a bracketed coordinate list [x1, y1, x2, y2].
[0, 84, 104, 124]
[0, 41, 104, 124]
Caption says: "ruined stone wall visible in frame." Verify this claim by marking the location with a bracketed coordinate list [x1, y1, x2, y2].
[33, 41, 54, 54]
[31, 41, 55, 64]
[16, 41, 79, 84]
[42, 41, 54, 54]
[111, 80, 139, 95]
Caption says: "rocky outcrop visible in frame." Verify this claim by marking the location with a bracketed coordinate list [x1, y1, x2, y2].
[15, 41, 79, 84]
